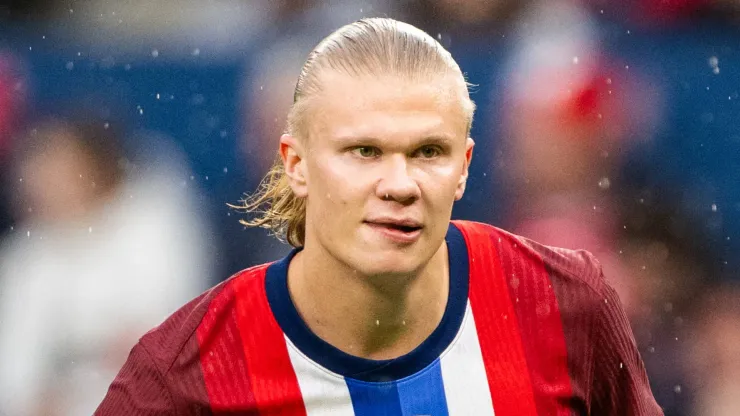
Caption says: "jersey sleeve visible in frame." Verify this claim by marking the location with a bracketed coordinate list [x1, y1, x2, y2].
[94, 343, 176, 416]
[590, 278, 664, 415]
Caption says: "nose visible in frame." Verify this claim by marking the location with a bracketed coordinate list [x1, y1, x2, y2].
[375, 154, 420, 204]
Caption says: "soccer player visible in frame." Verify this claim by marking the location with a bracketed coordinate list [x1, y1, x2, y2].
[96, 18, 662, 415]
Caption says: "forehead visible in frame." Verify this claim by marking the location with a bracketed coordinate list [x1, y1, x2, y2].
[306, 72, 468, 142]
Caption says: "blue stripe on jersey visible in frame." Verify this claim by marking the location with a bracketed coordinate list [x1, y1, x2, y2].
[397, 359, 449, 416]
[345, 360, 450, 416]
[346, 378, 402, 415]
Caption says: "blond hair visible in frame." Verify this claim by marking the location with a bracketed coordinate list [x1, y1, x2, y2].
[238, 18, 476, 247]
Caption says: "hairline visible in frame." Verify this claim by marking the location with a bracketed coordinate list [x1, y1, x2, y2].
[288, 70, 476, 143]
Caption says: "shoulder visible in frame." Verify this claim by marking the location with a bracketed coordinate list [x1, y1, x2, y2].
[135, 263, 272, 379]
[452, 219, 607, 297]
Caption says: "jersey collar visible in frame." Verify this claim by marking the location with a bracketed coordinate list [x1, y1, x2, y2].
[265, 222, 469, 382]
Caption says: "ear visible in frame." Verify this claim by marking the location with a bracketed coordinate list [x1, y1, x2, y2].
[279, 134, 308, 198]
[454, 137, 475, 201]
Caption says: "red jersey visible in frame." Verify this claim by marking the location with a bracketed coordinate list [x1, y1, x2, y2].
[95, 220, 662, 415]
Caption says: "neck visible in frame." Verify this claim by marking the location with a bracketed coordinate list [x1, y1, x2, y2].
[287, 242, 449, 360]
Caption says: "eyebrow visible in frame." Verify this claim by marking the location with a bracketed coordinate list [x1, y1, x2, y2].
[331, 134, 457, 146]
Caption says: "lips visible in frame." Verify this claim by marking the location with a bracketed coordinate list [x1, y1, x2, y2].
[365, 218, 423, 232]
[364, 217, 423, 243]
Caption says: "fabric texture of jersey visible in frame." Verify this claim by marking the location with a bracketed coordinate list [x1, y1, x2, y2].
[95, 220, 663, 415]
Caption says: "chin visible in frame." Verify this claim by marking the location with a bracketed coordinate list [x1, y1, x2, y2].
[347, 249, 424, 278]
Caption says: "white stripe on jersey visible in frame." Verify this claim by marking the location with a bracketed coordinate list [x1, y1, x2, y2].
[440, 302, 496, 415]
[284, 335, 356, 415]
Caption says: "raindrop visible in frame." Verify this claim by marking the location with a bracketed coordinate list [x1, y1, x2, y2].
[192, 48, 200, 56]
[626, 30, 631, 34]
[190, 175, 195, 180]
[598, 177, 611, 189]
[27, 231, 30, 238]
[713, 67, 720, 74]
[619, 362, 623, 369]
[711, 203, 718, 212]
[151, 49, 159, 58]
[104, 122, 110, 129]
[648, 346, 655, 353]
[66, 62, 74, 70]
[674, 385, 682, 394]
[156, 93, 160, 100]
[9, 226, 13, 231]
[437, 33, 442, 40]
[375, 320, 380, 326]
[139, 108, 144, 115]
[205, 176, 209, 181]
[88, 227, 93, 233]
[606, 78, 612, 85]
[510, 276, 520, 289]
[223, 167, 228, 174]
[124, 64, 131, 71]
[625, 65, 629, 70]
[572, 56, 579, 64]
[42, 35, 45, 39]
[18, 177, 22, 182]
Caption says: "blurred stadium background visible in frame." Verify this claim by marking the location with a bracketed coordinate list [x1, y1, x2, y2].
[0, 0, 738, 415]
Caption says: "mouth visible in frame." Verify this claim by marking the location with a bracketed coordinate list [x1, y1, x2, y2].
[364, 219, 423, 243]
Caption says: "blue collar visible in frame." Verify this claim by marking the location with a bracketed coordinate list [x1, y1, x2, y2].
[264, 222, 469, 382]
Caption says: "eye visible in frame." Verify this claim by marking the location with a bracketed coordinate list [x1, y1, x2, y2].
[416, 145, 442, 159]
[352, 146, 381, 158]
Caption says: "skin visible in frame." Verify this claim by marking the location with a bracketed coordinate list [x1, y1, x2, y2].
[280, 70, 474, 360]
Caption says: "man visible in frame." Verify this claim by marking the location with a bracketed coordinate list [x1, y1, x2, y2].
[96, 18, 662, 415]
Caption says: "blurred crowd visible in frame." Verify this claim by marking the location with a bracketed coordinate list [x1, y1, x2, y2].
[0, 0, 738, 415]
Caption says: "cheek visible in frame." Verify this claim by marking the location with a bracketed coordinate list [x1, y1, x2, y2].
[417, 163, 461, 198]
[310, 156, 359, 208]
